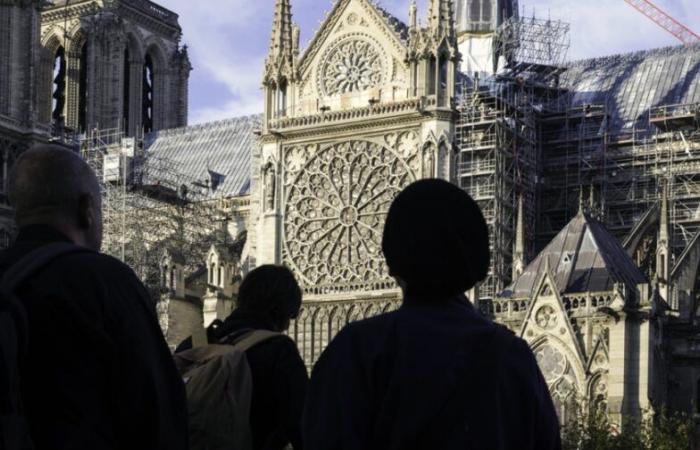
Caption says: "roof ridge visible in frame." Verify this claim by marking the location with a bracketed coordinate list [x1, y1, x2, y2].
[567, 43, 700, 68]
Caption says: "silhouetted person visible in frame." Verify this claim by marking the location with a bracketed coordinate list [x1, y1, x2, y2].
[177, 265, 308, 450]
[0, 146, 188, 449]
[303, 179, 560, 450]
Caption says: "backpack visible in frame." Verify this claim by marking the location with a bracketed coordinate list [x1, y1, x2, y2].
[0, 242, 86, 450]
[174, 329, 282, 450]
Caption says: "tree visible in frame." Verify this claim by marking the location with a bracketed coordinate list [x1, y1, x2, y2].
[562, 410, 697, 450]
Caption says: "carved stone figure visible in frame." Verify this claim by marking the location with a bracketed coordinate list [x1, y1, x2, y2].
[265, 164, 276, 211]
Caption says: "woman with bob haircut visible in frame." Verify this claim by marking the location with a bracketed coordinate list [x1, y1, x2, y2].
[303, 179, 560, 450]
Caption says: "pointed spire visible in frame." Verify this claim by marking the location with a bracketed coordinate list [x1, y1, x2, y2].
[428, 0, 456, 41]
[660, 180, 669, 244]
[292, 23, 301, 57]
[578, 187, 585, 215]
[265, 0, 296, 83]
[513, 193, 526, 280]
[409, 0, 418, 30]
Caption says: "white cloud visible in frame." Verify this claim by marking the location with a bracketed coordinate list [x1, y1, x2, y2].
[157, 0, 700, 125]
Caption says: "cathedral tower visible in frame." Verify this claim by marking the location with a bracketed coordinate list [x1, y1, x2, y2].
[39, 0, 191, 136]
[0, 0, 46, 242]
[455, 0, 518, 74]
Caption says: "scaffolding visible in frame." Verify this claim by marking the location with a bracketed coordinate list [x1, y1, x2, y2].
[81, 127, 231, 297]
[457, 15, 570, 299]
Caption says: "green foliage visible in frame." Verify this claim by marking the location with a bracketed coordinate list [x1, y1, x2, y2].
[561, 409, 697, 450]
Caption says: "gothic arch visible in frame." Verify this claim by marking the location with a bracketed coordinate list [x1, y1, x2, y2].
[141, 40, 168, 132]
[40, 33, 65, 125]
[530, 335, 586, 390]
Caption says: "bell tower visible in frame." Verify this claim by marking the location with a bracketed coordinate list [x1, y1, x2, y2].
[455, 0, 518, 75]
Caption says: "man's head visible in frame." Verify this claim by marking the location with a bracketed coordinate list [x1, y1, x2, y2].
[235, 265, 302, 332]
[382, 179, 490, 300]
[9, 145, 103, 251]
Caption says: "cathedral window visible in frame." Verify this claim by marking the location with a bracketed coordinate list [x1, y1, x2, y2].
[78, 42, 89, 132]
[428, 56, 437, 96]
[438, 55, 448, 106]
[123, 49, 131, 133]
[161, 264, 168, 288]
[277, 79, 287, 118]
[142, 54, 155, 133]
[209, 262, 215, 284]
[52, 47, 67, 127]
[482, 0, 493, 23]
[469, 0, 481, 22]
[217, 265, 222, 287]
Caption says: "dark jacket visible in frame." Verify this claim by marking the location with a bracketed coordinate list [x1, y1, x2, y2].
[0, 225, 188, 450]
[177, 309, 308, 450]
[303, 296, 561, 450]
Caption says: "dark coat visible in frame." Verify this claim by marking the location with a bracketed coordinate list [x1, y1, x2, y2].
[0, 225, 188, 450]
[177, 309, 308, 450]
[303, 296, 561, 450]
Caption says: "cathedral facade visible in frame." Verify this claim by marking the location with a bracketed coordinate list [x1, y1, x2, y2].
[250, 0, 462, 366]
[3, 0, 700, 429]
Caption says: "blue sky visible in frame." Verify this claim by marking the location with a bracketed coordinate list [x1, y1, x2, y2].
[157, 0, 700, 124]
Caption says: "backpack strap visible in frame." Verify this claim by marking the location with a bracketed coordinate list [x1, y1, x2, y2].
[229, 330, 284, 353]
[2, 242, 89, 292]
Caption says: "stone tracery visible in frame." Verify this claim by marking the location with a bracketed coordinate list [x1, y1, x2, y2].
[284, 140, 414, 288]
[320, 36, 384, 96]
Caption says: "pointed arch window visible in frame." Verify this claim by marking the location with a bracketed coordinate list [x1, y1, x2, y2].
[142, 54, 155, 133]
[482, 0, 493, 23]
[469, 0, 481, 22]
[277, 78, 288, 118]
[123, 48, 131, 133]
[78, 42, 89, 132]
[428, 56, 437, 96]
[52, 47, 67, 127]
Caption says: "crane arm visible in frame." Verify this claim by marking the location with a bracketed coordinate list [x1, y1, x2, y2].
[624, 0, 700, 45]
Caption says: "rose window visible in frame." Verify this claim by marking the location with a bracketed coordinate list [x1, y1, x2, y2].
[284, 140, 414, 288]
[535, 305, 558, 330]
[320, 38, 384, 96]
[535, 345, 566, 383]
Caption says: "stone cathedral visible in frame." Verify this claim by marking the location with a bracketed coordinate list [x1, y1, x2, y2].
[3, 0, 700, 430]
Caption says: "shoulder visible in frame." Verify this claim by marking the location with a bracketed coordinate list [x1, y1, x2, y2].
[49, 251, 142, 286]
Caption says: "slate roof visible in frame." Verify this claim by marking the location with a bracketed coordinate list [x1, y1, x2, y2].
[561, 44, 700, 133]
[373, 3, 409, 42]
[501, 211, 647, 299]
[143, 115, 261, 198]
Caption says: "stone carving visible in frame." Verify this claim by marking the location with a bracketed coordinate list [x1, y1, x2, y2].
[535, 344, 566, 383]
[423, 144, 435, 178]
[264, 164, 276, 211]
[535, 305, 558, 330]
[320, 37, 383, 96]
[284, 140, 414, 288]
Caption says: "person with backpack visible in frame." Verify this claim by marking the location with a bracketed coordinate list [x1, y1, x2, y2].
[302, 179, 561, 450]
[176, 265, 307, 450]
[0, 145, 188, 450]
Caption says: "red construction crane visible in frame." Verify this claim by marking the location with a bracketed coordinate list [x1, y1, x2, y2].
[624, 0, 700, 45]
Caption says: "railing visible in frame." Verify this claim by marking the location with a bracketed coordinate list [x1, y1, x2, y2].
[268, 97, 429, 130]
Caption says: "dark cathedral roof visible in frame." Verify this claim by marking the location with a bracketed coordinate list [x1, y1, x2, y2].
[561, 44, 700, 134]
[373, 3, 409, 42]
[502, 211, 647, 299]
[143, 115, 261, 198]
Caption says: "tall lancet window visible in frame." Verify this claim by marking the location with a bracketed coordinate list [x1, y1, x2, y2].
[482, 0, 493, 22]
[428, 56, 437, 96]
[469, 0, 481, 22]
[52, 47, 67, 126]
[78, 42, 89, 132]
[123, 49, 130, 133]
[142, 54, 155, 133]
[277, 79, 288, 118]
